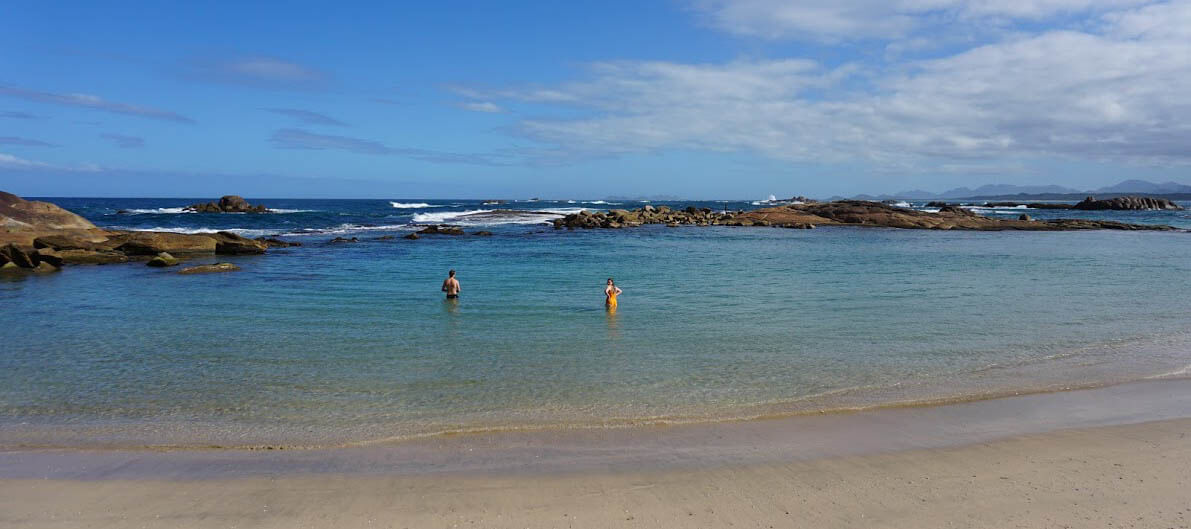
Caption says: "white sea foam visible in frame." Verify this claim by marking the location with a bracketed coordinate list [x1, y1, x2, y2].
[411, 208, 579, 226]
[285, 223, 418, 236]
[122, 226, 277, 238]
[121, 207, 313, 214]
[390, 202, 443, 209]
[122, 207, 192, 214]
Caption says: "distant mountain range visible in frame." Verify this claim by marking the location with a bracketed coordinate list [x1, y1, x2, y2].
[832, 179, 1191, 201]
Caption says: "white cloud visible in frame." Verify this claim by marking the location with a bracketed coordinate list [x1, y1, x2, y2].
[0, 152, 101, 172]
[689, 0, 1155, 41]
[457, 101, 505, 113]
[470, 1, 1191, 170]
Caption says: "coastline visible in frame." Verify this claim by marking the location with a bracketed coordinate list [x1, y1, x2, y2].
[3, 381, 1190, 528]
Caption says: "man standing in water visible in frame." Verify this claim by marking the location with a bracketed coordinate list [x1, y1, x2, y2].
[442, 269, 460, 299]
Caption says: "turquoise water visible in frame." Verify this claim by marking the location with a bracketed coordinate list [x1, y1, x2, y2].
[2, 199, 1190, 448]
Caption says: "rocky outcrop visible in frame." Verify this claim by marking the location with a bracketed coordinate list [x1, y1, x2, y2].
[177, 262, 240, 274]
[184, 195, 269, 213]
[1072, 195, 1184, 211]
[403, 233, 419, 240]
[1, 191, 111, 248]
[329, 236, 359, 243]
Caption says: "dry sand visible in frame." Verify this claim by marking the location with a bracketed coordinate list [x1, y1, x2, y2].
[1, 417, 1188, 528]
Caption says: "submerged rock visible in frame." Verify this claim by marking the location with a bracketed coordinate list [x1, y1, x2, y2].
[403, 233, 419, 240]
[177, 262, 240, 274]
[471, 231, 493, 236]
[255, 237, 301, 248]
[329, 236, 359, 243]
[417, 225, 465, 235]
[146, 252, 180, 267]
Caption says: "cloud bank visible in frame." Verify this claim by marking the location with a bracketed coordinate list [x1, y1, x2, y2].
[466, 1, 1191, 171]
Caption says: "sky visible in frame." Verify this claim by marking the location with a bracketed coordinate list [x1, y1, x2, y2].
[2, 0, 1191, 199]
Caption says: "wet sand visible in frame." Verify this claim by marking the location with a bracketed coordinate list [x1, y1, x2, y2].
[2, 380, 1190, 528]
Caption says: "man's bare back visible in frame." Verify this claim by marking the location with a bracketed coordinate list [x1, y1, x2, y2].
[442, 270, 460, 298]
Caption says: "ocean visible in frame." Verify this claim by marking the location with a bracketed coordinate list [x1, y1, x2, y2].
[2, 198, 1190, 448]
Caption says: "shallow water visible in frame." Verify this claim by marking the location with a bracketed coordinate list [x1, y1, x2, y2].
[2, 198, 1189, 448]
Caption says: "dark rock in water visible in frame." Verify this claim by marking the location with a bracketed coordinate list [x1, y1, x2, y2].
[177, 262, 240, 274]
[417, 225, 465, 235]
[1019, 214, 1032, 221]
[938, 205, 977, 216]
[112, 232, 218, 256]
[403, 233, 420, 240]
[184, 195, 269, 213]
[374, 235, 397, 241]
[471, 231, 493, 236]
[926, 201, 951, 208]
[55, 249, 129, 265]
[254, 237, 300, 248]
[1, 243, 35, 268]
[1071, 195, 1183, 211]
[329, 236, 359, 243]
[117, 209, 131, 214]
[146, 252, 180, 267]
[208, 231, 267, 255]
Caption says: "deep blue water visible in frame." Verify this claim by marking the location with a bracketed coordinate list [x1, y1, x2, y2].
[2, 198, 1189, 448]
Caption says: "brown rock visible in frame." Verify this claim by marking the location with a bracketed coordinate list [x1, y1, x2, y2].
[177, 262, 240, 274]
[417, 225, 465, 235]
[56, 249, 129, 265]
[403, 233, 420, 240]
[208, 231, 267, 254]
[112, 232, 218, 255]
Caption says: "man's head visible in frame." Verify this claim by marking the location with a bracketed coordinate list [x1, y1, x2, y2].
[449, 269, 456, 277]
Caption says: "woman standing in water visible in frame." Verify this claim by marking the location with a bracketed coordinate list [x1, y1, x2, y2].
[605, 278, 622, 310]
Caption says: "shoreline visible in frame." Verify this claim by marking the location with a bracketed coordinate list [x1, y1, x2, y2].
[4, 377, 1191, 480]
[3, 400, 1190, 528]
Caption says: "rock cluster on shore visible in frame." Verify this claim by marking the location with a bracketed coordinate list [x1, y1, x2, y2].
[552, 205, 753, 229]
[184, 195, 269, 213]
[1072, 195, 1184, 211]
[926, 195, 1183, 211]
[0, 192, 305, 274]
[549, 200, 1180, 232]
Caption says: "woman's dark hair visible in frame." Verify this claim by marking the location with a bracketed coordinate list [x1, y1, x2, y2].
[607, 277, 614, 283]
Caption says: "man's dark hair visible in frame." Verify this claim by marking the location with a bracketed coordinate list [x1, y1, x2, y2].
[449, 269, 456, 277]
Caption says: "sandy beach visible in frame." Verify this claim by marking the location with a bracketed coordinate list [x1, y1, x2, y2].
[3, 380, 1189, 529]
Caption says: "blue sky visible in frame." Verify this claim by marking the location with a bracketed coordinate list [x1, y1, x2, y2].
[2, 0, 1190, 199]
